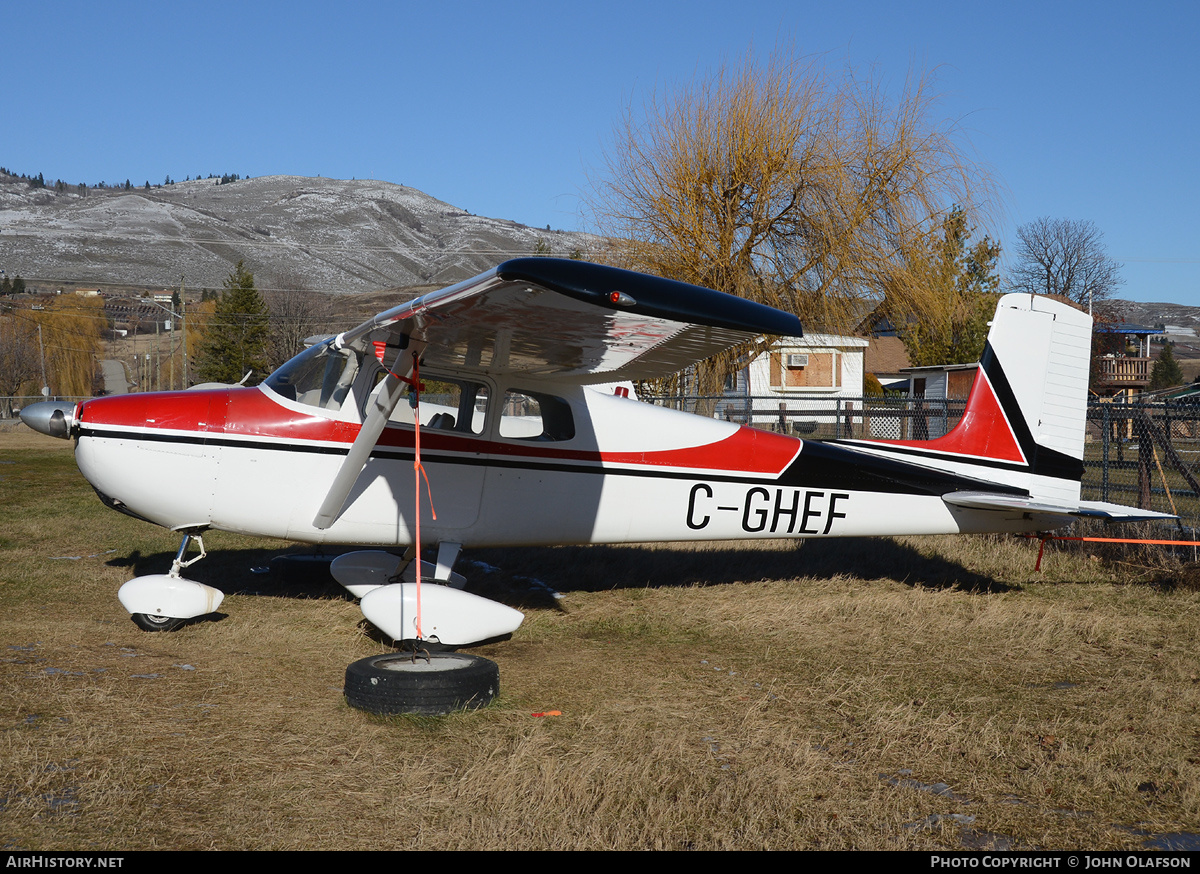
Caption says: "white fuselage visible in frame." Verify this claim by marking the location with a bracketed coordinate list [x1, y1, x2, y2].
[73, 368, 1055, 549]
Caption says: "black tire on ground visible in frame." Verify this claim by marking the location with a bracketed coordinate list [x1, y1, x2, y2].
[344, 652, 500, 716]
[131, 612, 184, 632]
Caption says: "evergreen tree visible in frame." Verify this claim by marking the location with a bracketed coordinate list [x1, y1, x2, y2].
[195, 261, 270, 385]
[1149, 343, 1184, 391]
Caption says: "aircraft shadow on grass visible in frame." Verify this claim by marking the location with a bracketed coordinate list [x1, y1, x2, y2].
[467, 537, 1022, 608]
[107, 536, 1021, 619]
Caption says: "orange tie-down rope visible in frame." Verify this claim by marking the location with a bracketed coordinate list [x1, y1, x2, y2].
[1025, 532, 1198, 572]
[409, 352, 437, 642]
[382, 350, 437, 642]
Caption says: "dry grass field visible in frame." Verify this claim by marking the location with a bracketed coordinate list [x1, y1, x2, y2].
[2, 427, 1199, 850]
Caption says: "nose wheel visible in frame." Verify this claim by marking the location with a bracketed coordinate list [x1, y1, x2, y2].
[119, 533, 224, 632]
[131, 612, 185, 632]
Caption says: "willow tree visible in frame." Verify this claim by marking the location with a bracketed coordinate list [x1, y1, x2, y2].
[593, 52, 993, 394]
[28, 296, 105, 397]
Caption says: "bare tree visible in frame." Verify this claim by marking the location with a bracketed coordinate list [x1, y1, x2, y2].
[1008, 217, 1123, 313]
[0, 313, 42, 416]
[263, 270, 337, 372]
[591, 51, 994, 394]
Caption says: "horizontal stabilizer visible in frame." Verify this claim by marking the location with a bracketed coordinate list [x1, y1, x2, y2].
[1075, 499, 1179, 523]
[944, 491, 1177, 522]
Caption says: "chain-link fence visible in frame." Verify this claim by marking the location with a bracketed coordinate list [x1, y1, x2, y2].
[645, 394, 969, 441]
[1085, 400, 1200, 528]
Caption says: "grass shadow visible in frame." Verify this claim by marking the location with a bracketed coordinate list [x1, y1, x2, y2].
[104, 535, 1016, 617]
[467, 536, 1017, 606]
[107, 545, 355, 601]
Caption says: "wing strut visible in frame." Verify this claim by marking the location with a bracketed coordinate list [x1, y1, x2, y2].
[313, 345, 416, 530]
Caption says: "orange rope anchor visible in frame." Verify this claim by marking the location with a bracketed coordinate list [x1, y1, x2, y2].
[1026, 532, 1199, 573]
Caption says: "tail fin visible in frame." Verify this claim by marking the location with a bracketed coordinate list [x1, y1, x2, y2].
[854, 294, 1175, 523]
[867, 293, 1091, 505]
[985, 293, 1091, 476]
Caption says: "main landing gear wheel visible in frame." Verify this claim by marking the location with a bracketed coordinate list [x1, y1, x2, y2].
[131, 612, 184, 632]
[344, 652, 499, 716]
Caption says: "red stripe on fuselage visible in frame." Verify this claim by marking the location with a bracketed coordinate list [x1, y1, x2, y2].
[78, 387, 802, 476]
[79, 388, 349, 442]
[872, 369, 1025, 464]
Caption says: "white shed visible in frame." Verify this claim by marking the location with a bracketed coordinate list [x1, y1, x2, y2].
[898, 362, 979, 439]
[720, 334, 868, 434]
[743, 334, 868, 397]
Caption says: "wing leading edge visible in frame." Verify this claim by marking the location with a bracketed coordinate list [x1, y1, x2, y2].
[335, 258, 804, 383]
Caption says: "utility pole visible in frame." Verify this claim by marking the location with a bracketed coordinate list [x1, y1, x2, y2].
[37, 323, 50, 397]
[180, 274, 189, 388]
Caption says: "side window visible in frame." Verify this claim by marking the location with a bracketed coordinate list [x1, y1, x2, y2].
[371, 370, 489, 436]
[498, 390, 575, 441]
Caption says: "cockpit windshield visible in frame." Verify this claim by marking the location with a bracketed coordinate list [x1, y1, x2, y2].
[264, 340, 360, 411]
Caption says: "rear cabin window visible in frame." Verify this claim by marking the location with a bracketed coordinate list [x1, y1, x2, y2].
[498, 390, 575, 441]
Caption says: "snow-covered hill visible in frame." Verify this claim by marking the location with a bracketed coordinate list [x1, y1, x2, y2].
[0, 173, 599, 293]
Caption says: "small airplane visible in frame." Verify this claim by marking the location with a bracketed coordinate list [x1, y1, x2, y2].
[21, 258, 1169, 656]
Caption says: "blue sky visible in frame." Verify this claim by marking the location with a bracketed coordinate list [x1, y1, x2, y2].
[6, 0, 1197, 304]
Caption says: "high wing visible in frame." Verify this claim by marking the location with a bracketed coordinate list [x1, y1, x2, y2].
[335, 258, 803, 382]
[313, 258, 803, 529]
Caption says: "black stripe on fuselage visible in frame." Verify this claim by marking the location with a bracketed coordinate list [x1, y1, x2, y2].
[77, 425, 1027, 497]
[825, 440, 1030, 474]
[776, 439, 1027, 497]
